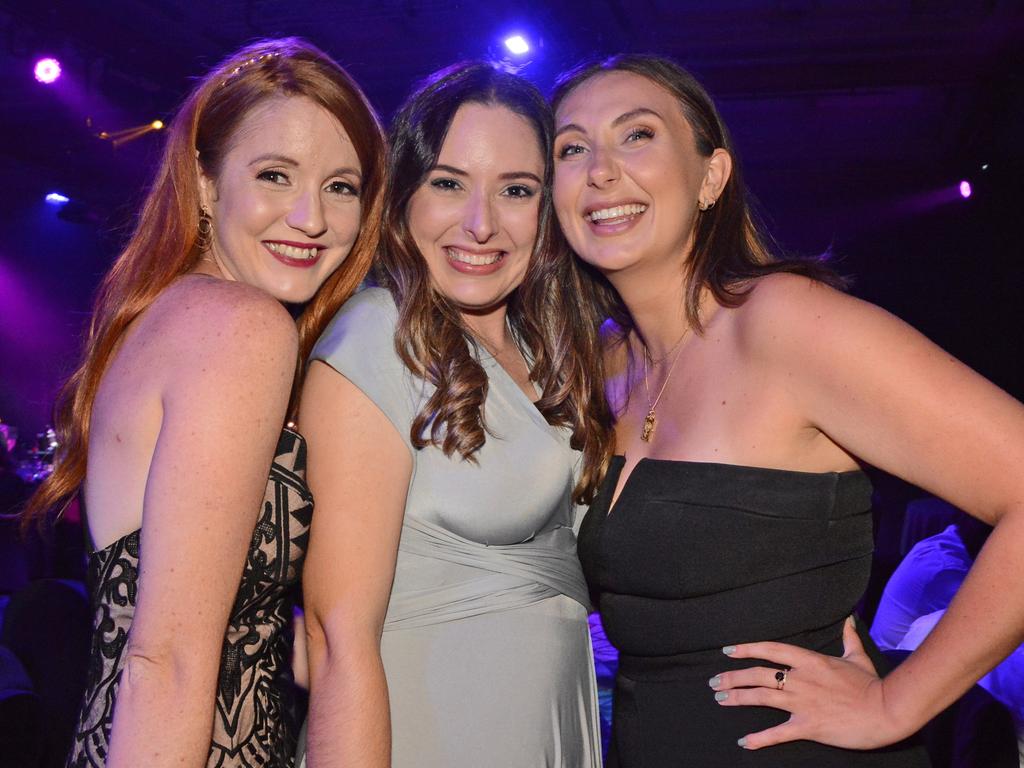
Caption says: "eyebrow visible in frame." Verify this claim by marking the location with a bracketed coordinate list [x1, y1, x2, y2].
[432, 164, 542, 185]
[248, 153, 360, 177]
[248, 153, 298, 167]
[613, 107, 664, 127]
[555, 107, 665, 138]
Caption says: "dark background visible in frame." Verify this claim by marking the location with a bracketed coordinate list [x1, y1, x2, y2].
[2, 0, 1022, 439]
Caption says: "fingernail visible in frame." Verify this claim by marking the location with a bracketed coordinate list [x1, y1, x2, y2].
[737, 737, 748, 748]
[708, 675, 721, 688]
[714, 691, 729, 702]
[722, 645, 736, 655]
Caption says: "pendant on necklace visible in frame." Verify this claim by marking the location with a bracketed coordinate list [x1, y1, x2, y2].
[641, 410, 657, 442]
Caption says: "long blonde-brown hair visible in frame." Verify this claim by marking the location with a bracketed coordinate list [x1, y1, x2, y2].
[552, 54, 844, 337]
[23, 38, 386, 529]
[378, 62, 612, 504]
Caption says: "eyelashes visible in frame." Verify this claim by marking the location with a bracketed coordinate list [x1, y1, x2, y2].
[326, 180, 360, 197]
[502, 184, 536, 199]
[557, 143, 585, 159]
[257, 169, 287, 184]
[256, 169, 359, 196]
[555, 126, 656, 159]
[627, 127, 654, 142]
[428, 177, 538, 199]
[430, 177, 460, 191]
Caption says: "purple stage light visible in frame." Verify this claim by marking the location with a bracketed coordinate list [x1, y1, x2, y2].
[504, 35, 530, 55]
[959, 180, 972, 199]
[45, 192, 70, 205]
[34, 57, 62, 84]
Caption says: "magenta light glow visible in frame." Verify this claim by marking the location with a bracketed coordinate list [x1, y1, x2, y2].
[959, 180, 972, 199]
[34, 57, 61, 84]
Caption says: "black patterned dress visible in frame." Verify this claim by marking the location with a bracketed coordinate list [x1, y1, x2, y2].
[67, 428, 313, 768]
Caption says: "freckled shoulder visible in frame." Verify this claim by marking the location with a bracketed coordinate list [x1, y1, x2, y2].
[146, 276, 298, 378]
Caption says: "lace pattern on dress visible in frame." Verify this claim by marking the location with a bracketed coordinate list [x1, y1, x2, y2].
[66, 429, 312, 768]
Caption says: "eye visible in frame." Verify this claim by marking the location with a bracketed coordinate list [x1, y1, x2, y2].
[429, 177, 462, 192]
[502, 184, 537, 199]
[556, 142, 586, 160]
[326, 180, 359, 197]
[257, 169, 289, 184]
[625, 127, 654, 143]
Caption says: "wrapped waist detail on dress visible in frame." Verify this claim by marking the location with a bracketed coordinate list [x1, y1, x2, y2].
[384, 516, 591, 630]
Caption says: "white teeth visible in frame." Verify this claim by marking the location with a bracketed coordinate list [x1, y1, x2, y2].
[266, 242, 318, 260]
[446, 247, 503, 266]
[587, 203, 647, 222]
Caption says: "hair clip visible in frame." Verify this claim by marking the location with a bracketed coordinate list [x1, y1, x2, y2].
[221, 51, 280, 86]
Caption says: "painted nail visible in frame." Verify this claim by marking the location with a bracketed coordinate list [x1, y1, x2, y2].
[722, 645, 736, 655]
[737, 737, 748, 748]
[714, 691, 729, 702]
[708, 675, 721, 688]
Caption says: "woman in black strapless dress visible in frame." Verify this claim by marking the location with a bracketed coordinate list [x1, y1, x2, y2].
[551, 54, 1024, 766]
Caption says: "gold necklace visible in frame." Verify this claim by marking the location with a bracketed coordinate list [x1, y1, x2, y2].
[640, 328, 690, 443]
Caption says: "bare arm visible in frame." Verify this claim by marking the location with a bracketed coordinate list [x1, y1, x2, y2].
[107, 286, 297, 767]
[300, 360, 411, 767]
[717, 274, 1024, 748]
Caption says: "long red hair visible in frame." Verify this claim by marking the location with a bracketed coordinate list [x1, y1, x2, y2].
[23, 38, 386, 530]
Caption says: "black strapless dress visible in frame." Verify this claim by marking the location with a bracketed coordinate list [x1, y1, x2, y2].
[578, 456, 929, 768]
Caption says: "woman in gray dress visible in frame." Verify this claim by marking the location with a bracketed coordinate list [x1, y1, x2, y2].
[297, 63, 612, 767]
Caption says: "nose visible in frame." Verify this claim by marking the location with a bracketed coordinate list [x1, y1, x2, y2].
[285, 186, 328, 238]
[462, 189, 497, 243]
[586, 146, 618, 188]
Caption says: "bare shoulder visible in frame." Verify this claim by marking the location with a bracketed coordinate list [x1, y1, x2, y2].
[740, 272, 849, 322]
[149, 275, 298, 365]
[733, 272, 900, 359]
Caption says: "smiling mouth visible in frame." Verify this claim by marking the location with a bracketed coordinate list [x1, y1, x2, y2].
[265, 242, 321, 261]
[586, 203, 647, 224]
[445, 247, 505, 266]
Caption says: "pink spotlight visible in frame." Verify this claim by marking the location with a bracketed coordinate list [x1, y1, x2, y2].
[34, 57, 61, 84]
[959, 180, 972, 199]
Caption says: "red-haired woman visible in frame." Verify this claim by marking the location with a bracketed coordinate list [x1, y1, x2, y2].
[23, 38, 386, 768]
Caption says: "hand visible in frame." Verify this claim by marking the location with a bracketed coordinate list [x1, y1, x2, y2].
[711, 618, 909, 750]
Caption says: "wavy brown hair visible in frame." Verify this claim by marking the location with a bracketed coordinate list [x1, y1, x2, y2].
[552, 54, 844, 338]
[377, 62, 612, 503]
[23, 38, 386, 530]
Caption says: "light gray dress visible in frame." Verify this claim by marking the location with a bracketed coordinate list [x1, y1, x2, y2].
[301, 287, 601, 768]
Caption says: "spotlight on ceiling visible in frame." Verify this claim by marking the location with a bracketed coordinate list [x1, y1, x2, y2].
[504, 35, 530, 55]
[958, 180, 972, 199]
[45, 192, 70, 205]
[151, 119, 164, 130]
[34, 58, 62, 84]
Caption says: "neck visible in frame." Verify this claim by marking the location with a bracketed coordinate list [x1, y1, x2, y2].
[605, 256, 702, 361]
[192, 251, 227, 280]
[461, 304, 513, 354]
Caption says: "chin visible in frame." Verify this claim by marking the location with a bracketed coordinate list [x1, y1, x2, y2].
[263, 281, 319, 305]
[447, 291, 511, 316]
[574, 248, 640, 275]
